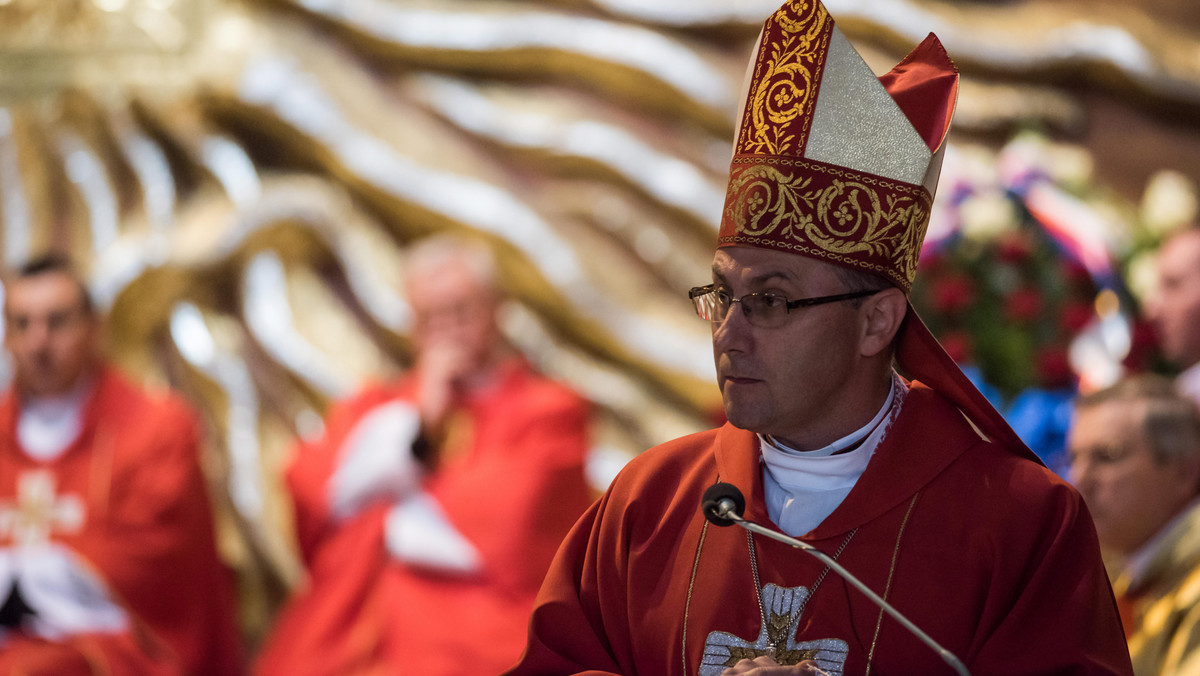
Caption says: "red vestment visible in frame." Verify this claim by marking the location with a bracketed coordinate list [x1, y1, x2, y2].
[256, 359, 593, 676]
[508, 382, 1133, 675]
[0, 367, 242, 676]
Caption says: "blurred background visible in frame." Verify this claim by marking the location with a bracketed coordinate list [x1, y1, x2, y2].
[1, 0, 1198, 643]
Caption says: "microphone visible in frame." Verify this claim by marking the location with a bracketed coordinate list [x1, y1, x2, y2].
[701, 482, 745, 527]
[698, 482, 970, 676]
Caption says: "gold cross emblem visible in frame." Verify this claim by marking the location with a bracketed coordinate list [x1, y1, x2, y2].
[701, 583, 849, 675]
[724, 611, 819, 667]
[0, 470, 86, 547]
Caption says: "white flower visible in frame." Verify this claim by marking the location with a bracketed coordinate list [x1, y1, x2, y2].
[960, 191, 1018, 242]
[1140, 170, 1198, 237]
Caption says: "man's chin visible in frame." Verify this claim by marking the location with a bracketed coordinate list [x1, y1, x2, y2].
[721, 404, 766, 435]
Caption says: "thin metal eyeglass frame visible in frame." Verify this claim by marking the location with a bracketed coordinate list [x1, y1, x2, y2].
[687, 284, 882, 325]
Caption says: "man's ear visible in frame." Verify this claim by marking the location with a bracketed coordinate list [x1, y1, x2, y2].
[860, 288, 907, 358]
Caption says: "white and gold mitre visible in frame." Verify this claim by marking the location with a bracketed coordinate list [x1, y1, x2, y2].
[717, 0, 958, 292]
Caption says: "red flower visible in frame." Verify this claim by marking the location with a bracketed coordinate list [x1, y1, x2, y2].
[1060, 302, 1094, 334]
[931, 275, 975, 314]
[1060, 259, 1092, 288]
[939, 331, 973, 364]
[919, 252, 945, 275]
[1123, 319, 1161, 371]
[996, 232, 1034, 264]
[1004, 287, 1043, 323]
[1036, 348, 1075, 389]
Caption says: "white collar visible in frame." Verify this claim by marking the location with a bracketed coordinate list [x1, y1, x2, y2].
[18, 378, 94, 462]
[761, 373, 900, 458]
[758, 375, 906, 489]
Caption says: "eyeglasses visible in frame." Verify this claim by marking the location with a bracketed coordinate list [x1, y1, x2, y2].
[688, 284, 881, 328]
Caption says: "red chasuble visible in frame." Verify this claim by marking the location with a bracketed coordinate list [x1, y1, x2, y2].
[508, 382, 1133, 675]
[256, 358, 593, 676]
[0, 367, 242, 676]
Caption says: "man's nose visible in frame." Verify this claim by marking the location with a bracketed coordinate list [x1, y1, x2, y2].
[712, 303, 752, 352]
[1067, 459, 1092, 493]
[24, 320, 52, 346]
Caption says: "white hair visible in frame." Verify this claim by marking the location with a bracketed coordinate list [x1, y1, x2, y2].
[404, 234, 500, 293]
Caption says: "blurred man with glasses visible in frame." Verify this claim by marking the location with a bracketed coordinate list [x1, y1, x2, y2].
[508, 0, 1129, 674]
[1069, 375, 1200, 676]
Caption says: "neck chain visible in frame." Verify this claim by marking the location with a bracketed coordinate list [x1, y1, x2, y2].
[746, 527, 857, 658]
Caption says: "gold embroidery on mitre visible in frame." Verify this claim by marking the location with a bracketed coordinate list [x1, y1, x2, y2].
[737, 1, 832, 157]
[721, 157, 931, 290]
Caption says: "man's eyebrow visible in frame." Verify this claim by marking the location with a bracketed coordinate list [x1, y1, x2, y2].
[710, 268, 795, 286]
[748, 271, 792, 285]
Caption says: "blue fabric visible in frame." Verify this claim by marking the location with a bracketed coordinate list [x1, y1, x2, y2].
[1006, 388, 1075, 477]
[959, 365, 1074, 476]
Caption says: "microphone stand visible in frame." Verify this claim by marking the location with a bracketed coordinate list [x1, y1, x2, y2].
[713, 502, 971, 676]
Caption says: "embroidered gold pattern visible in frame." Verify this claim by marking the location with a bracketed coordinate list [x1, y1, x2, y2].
[0, 471, 86, 548]
[736, 1, 832, 157]
[721, 0, 936, 292]
[720, 158, 931, 290]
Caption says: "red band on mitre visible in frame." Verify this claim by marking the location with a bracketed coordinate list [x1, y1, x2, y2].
[717, 155, 933, 292]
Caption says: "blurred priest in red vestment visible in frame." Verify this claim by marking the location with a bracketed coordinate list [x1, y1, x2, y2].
[0, 255, 242, 675]
[255, 235, 594, 676]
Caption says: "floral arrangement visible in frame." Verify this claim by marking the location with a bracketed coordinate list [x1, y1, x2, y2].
[912, 132, 1190, 397]
[912, 224, 1100, 397]
[905, 132, 1194, 470]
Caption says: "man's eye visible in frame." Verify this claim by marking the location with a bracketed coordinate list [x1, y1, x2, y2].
[760, 294, 786, 309]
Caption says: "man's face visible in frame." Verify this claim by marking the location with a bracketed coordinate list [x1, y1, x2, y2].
[1068, 401, 1196, 555]
[710, 246, 867, 449]
[4, 272, 98, 398]
[407, 259, 500, 373]
[1149, 231, 1200, 369]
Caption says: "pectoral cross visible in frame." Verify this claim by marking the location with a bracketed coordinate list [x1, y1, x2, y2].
[700, 583, 849, 676]
[0, 470, 85, 547]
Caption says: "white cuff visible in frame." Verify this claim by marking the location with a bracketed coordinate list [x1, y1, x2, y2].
[16, 544, 128, 640]
[384, 492, 482, 575]
[328, 400, 424, 520]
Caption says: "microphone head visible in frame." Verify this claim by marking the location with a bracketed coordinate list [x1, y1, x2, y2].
[701, 482, 746, 527]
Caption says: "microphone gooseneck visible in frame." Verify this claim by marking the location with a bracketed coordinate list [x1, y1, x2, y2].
[697, 482, 970, 676]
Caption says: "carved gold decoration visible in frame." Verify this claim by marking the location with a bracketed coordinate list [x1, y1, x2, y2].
[0, 0, 197, 53]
